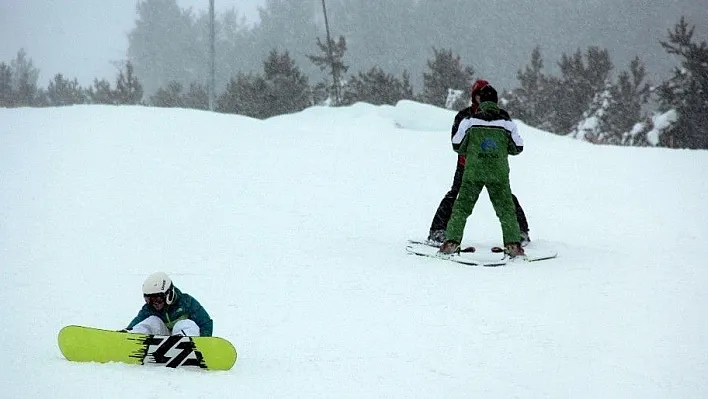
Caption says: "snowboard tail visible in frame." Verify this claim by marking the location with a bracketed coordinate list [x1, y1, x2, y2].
[58, 325, 236, 370]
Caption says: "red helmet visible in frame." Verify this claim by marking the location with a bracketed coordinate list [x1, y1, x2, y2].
[470, 79, 490, 98]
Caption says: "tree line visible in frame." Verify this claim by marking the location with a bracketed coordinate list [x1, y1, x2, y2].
[0, 51, 143, 107]
[1, 16, 705, 149]
[503, 18, 708, 149]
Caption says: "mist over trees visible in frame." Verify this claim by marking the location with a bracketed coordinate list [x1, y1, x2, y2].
[1, 0, 706, 149]
[122, 0, 705, 95]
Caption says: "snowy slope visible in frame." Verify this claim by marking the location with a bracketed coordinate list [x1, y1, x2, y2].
[1, 102, 707, 398]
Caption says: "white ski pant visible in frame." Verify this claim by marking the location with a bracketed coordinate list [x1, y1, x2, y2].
[130, 315, 201, 336]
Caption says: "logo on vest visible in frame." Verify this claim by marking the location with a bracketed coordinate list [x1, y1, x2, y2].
[481, 137, 498, 152]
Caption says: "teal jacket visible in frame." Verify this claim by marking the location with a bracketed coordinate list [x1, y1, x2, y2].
[127, 286, 213, 337]
[451, 101, 523, 182]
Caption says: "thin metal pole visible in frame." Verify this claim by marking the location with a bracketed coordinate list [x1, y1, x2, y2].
[320, 0, 338, 105]
[208, 0, 215, 111]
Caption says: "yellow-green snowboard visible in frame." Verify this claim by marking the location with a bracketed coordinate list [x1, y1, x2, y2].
[58, 325, 236, 370]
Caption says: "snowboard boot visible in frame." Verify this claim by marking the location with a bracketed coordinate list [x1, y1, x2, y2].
[504, 242, 526, 258]
[520, 231, 531, 247]
[438, 240, 460, 254]
[427, 229, 446, 246]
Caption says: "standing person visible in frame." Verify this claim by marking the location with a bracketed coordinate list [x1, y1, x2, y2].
[439, 85, 526, 258]
[427, 79, 530, 246]
[123, 271, 213, 337]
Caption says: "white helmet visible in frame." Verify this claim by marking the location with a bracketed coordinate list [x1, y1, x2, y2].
[142, 272, 176, 305]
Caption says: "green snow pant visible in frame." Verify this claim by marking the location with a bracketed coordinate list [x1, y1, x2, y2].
[445, 175, 521, 246]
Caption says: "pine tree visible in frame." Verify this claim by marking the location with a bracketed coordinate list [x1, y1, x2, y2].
[115, 61, 144, 105]
[656, 17, 708, 149]
[87, 78, 115, 104]
[184, 83, 209, 110]
[307, 35, 348, 105]
[599, 57, 651, 145]
[341, 67, 413, 106]
[46, 74, 86, 106]
[262, 49, 310, 117]
[548, 47, 613, 134]
[420, 48, 474, 108]
[15, 70, 38, 107]
[151, 81, 185, 108]
[128, 0, 201, 95]
[0, 63, 13, 107]
[568, 83, 612, 143]
[10, 49, 39, 106]
[216, 73, 269, 118]
[505, 46, 554, 128]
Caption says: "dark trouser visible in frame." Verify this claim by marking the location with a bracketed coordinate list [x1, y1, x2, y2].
[429, 163, 529, 234]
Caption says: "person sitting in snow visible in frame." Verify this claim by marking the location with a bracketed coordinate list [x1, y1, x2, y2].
[427, 79, 530, 247]
[122, 271, 213, 337]
[439, 85, 526, 258]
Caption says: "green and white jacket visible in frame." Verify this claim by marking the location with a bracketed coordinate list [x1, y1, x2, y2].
[451, 101, 524, 182]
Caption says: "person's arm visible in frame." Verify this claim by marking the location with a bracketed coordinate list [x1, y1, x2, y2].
[451, 109, 470, 164]
[186, 296, 214, 337]
[450, 109, 467, 139]
[504, 120, 523, 155]
[453, 118, 475, 154]
[127, 305, 152, 330]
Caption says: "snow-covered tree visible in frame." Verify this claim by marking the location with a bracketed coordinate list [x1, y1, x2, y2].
[655, 17, 708, 149]
[420, 48, 474, 108]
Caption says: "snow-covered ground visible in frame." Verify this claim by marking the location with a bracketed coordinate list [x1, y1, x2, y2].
[1, 102, 706, 398]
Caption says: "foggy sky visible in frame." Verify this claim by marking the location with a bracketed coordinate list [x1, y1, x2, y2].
[0, 0, 264, 86]
[1, 0, 707, 91]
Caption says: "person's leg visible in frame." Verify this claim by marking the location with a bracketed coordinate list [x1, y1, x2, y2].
[487, 182, 522, 246]
[511, 194, 531, 245]
[444, 177, 483, 245]
[130, 315, 170, 335]
[428, 163, 465, 240]
[511, 194, 529, 233]
[171, 319, 201, 337]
